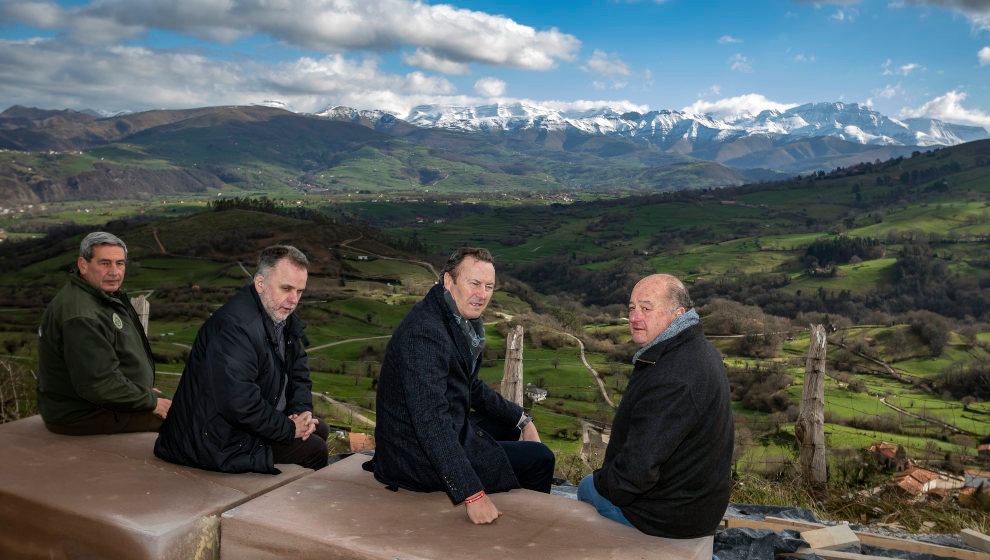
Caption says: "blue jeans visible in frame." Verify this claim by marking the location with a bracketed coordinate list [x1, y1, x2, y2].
[578, 474, 634, 528]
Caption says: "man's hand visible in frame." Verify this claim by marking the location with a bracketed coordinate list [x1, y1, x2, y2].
[465, 493, 501, 524]
[520, 420, 541, 443]
[153, 396, 172, 419]
[289, 411, 318, 440]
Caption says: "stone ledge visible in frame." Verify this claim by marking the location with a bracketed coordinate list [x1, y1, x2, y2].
[221, 454, 714, 560]
[0, 415, 312, 560]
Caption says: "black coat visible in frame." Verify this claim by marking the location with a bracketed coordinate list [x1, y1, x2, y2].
[154, 284, 312, 474]
[373, 284, 524, 504]
[593, 323, 733, 539]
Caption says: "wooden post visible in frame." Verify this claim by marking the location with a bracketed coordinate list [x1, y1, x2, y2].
[130, 295, 150, 336]
[796, 323, 827, 486]
[500, 325, 524, 406]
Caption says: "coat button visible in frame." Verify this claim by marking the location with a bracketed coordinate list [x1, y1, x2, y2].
[476, 431, 484, 437]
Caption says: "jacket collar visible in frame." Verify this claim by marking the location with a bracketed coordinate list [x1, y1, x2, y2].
[245, 283, 305, 340]
[69, 272, 126, 306]
[633, 322, 703, 368]
[426, 283, 475, 371]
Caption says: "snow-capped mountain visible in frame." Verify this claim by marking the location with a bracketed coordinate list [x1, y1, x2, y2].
[316, 101, 987, 149]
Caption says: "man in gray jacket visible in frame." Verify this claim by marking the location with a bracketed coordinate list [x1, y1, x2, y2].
[579, 274, 733, 539]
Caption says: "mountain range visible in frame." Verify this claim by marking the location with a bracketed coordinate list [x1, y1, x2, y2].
[1, 101, 987, 204]
[318, 101, 988, 172]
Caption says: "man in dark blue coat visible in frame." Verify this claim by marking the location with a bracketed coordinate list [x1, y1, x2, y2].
[579, 274, 733, 542]
[154, 245, 328, 473]
[372, 247, 555, 524]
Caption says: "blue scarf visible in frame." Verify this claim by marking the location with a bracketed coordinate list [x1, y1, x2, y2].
[443, 289, 486, 367]
[632, 308, 700, 363]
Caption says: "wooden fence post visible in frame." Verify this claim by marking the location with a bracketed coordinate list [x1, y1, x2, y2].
[796, 323, 827, 486]
[500, 325, 524, 407]
[130, 295, 150, 336]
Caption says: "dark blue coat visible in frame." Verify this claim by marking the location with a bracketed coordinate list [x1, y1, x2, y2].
[154, 284, 312, 474]
[593, 323, 733, 538]
[373, 284, 524, 504]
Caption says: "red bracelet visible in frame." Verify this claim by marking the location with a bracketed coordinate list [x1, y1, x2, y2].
[464, 491, 485, 504]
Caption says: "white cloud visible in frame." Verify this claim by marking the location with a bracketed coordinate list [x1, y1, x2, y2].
[979, 46, 990, 66]
[474, 77, 506, 97]
[401, 49, 471, 75]
[718, 35, 742, 44]
[0, 38, 465, 114]
[2, 0, 581, 71]
[682, 93, 797, 120]
[900, 90, 990, 128]
[710, 85, 721, 96]
[899, 62, 921, 75]
[882, 60, 923, 76]
[830, 9, 847, 20]
[0, 35, 657, 118]
[729, 53, 752, 72]
[904, 0, 990, 31]
[581, 50, 631, 77]
[794, 53, 816, 62]
[873, 83, 901, 99]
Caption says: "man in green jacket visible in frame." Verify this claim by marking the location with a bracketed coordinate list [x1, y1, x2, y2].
[37, 232, 170, 435]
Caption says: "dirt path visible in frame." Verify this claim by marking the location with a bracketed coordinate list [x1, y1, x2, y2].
[826, 340, 974, 434]
[338, 234, 439, 279]
[313, 393, 376, 427]
[878, 396, 975, 436]
[308, 334, 392, 352]
[150, 227, 166, 254]
[560, 332, 615, 409]
[236, 261, 252, 278]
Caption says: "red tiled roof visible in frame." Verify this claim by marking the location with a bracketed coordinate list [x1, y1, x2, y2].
[865, 441, 900, 460]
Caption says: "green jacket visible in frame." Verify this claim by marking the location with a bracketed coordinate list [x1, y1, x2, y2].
[37, 274, 158, 424]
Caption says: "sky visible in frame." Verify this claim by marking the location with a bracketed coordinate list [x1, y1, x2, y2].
[1, 0, 990, 128]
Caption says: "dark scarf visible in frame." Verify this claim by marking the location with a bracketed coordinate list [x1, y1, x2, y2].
[443, 289, 486, 368]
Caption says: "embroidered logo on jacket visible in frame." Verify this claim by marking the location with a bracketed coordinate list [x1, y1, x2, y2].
[112, 313, 123, 330]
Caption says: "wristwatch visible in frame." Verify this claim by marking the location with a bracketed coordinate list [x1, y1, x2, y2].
[517, 414, 533, 429]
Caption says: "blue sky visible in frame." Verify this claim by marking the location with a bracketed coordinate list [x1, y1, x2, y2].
[1, 0, 989, 128]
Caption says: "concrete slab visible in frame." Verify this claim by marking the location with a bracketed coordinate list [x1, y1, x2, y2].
[221, 454, 714, 560]
[0, 415, 312, 560]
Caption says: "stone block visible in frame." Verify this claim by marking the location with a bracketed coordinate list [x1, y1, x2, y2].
[221, 454, 714, 560]
[0, 415, 312, 560]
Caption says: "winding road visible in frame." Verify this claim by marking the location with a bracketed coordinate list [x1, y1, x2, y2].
[560, 332, 616, 409]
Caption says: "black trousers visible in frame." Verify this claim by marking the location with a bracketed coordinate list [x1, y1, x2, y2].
[45, 408, 162, 435]
[474, 413, 556, 494]
[271, 417, 331, 470]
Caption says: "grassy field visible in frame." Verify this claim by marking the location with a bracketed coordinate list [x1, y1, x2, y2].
[3, 144, 990, 493]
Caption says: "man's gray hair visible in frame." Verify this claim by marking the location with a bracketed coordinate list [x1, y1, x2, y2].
[667, 279, 694, 311]
[256, 245, 309, 278]
[80, 232, 127, 261]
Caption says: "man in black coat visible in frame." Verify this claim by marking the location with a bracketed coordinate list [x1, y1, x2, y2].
[579, 274, 733, 541]
[372, 247, 555, 524]
[154, 245, 328, 473]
